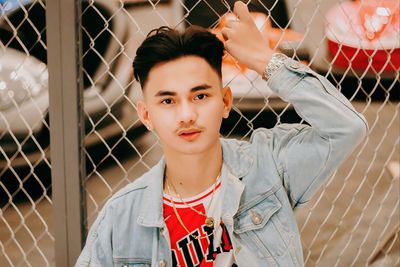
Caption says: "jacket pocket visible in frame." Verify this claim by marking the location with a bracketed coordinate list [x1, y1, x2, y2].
[233, 193, 292, 259]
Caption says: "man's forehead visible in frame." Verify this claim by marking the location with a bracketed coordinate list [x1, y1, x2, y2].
[143, 56, 221, 96]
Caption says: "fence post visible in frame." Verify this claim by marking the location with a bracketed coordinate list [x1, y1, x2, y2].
[46, 0, 86, 265]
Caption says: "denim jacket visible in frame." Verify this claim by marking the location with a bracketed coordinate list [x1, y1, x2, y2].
[76, 58, 368, 267]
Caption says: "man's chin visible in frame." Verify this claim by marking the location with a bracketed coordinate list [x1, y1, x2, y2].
[163, 139, 220, 156]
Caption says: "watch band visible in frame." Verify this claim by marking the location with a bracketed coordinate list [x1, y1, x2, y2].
[262, 53, 288, 81]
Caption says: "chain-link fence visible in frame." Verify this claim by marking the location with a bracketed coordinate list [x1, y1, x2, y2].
[0, 0, 53, 266]
[1, 0, 399, 266]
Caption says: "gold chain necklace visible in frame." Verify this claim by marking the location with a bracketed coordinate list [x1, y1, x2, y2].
[165, 178, 220, 240]
[167, 174, 219, 228]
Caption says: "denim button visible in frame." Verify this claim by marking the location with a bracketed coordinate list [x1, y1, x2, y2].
[250, 210, 262, 225]
[158, 260, 167, 267]
[290, 61, 301, 69]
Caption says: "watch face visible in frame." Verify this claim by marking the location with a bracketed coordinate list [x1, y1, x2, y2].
[264, 53, 288, 80]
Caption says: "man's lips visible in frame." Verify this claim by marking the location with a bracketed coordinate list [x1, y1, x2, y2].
[178, 129, 202, 141]
[178, 129, 201, 135]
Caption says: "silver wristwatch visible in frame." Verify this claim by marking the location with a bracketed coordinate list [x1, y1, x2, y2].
[262, 53, 288, 81]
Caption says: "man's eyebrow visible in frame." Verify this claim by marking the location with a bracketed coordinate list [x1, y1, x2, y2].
[190, 84, 212, 92]
[154, 90, 176, 97]
[154, 84, 212, 97]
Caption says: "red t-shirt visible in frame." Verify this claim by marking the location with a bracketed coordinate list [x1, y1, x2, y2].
[163, 179, 236, 267]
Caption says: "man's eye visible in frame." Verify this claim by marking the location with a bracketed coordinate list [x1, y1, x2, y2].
[194, 94, 207, 100]
[161, 99, 173, 104]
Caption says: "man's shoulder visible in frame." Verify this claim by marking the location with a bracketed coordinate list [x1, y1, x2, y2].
[221, 125, 307, 168]
[251, 124, 307, 140]
[105, 165, 158, 206]
[221, 124, 305, 149]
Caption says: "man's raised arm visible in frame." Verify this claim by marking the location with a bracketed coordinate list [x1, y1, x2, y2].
[222, 1, 368, 207]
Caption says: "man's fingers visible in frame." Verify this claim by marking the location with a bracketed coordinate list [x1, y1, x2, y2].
[225, 19, 239, 29]
[223, 40, 233, 51]
[221, 28, 233, 41]
[233, 1, 253, 23]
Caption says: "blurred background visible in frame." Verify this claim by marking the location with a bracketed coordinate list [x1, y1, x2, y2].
[0, 0, 399, 266]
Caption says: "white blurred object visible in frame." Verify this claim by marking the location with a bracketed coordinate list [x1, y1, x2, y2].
[387, 161, 400, 179]
[325, 0, 400, 72]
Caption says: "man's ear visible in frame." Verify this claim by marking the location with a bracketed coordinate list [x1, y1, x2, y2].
[222, 86, 233, 119]
[137, 100, 153, 131]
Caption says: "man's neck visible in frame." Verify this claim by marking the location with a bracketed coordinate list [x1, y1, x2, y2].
[163, 144, 223, 198]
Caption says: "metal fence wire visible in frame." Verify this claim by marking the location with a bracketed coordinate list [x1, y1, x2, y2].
[0, 0, 53, 266]
[1, 0, 399, 266]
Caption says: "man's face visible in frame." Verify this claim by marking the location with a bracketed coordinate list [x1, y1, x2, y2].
[137, 55, 232, 156]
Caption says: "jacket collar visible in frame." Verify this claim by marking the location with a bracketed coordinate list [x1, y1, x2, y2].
[137, 158, 166, 228]
[137, 138, 254, 228]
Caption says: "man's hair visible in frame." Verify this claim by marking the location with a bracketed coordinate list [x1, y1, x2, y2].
[132, 26, 224, 88]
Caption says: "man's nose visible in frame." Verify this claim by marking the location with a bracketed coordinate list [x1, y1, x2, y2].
[178, 101, 197, 124]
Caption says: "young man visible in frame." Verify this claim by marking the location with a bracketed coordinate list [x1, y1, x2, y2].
[76, 2, 367, 266]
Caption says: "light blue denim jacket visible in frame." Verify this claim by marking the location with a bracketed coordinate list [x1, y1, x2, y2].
[76, 58, 368, 267]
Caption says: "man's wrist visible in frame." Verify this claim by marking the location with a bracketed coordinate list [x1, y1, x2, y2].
[261, 53, 288, 81]
[252, 52, 271, 76]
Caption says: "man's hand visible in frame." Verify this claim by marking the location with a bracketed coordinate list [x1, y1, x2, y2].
[221, 1, 274, 76]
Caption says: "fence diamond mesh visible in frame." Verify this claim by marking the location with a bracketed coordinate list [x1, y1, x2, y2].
[1, 0, 399, 266]
[0, 0, 54, 266]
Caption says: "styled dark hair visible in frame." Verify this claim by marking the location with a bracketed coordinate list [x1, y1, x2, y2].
[132, 26, 224, 88]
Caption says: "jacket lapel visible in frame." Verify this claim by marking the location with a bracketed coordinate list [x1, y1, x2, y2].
[137, 157, 166, 228]
[220, 164, 245, 226]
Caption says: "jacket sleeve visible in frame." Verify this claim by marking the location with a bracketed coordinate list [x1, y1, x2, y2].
[261, 57, 368, 208]
[75, 203, 114, 267]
